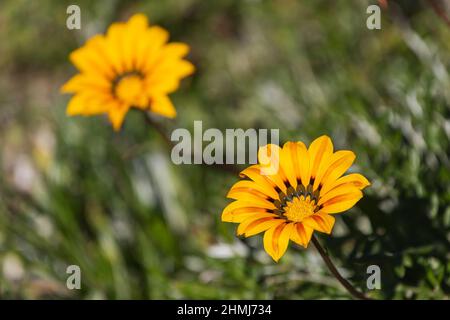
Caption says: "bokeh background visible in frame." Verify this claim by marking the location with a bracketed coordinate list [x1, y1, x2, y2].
[0, 0, 449, 299]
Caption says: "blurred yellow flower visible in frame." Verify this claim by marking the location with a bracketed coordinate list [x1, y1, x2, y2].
[222, 136, 370, 262]
[61, 13, 195, 130]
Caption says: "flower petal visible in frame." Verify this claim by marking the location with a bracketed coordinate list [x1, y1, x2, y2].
[302, 213, 335, 234]
[263, 222, 293, 262]
[150, 95, 177, 118]
[318, 184, 360, 206]
[66, 93, 112, 115]
[290, 223, 313, 248]
[319, 189, 363, 214]
[159, 43, 191, 59]
[61, 74, 111, 94]
[124, 14, 149, 70]
[313, 150, 355, 191]
[280, 142, 298, 189]
[69, 35, 115, 80]
[140, 26, 170, 72]
[241, 164, 287, 194]
[239, 165, 281, 196]
[258, 144, 287, 182]
[296, 142, 311, 187]
[320, 173, 370, 197]
[104, 22, 127, 74]
[308, 135, 333, 182]
[108, 103, 130, 131]
[228, 180, 279, 200]
[225, 190, 277, 210]
[222, 208, 274, 223]
[238, 216, 284, 237]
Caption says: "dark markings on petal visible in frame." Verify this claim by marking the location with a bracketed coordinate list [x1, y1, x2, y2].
[274, 200, 282, 209]
[287, 186, 296, 197]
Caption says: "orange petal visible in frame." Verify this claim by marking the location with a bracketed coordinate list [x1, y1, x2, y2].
[240, 164, 286, 194]
[237, 216, 282, 237]
[280, 142, 298, 189]
[302, 213, 335, 234]
[263, 222, 293, 262]
[258, 144, 286, 181]
[320, 173, 370, 197]
[320, 190, 363, 214]
[290, 223, 314, 248]
[221, 206, 272, 223]
[318, 184, 360, 206]
[296, 142, 311, 187]
[308, 135, 333, 182]
[228, 180, 279, 200]
[313, 150, 355, 191]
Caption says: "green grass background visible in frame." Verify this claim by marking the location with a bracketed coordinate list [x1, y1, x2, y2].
[0, 0, 449, 299]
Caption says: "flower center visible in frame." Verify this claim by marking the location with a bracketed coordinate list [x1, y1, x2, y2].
[283, 196, 316, 222]
[114, 74, 147, 107]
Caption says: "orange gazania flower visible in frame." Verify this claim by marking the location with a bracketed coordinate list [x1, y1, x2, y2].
[222, 136, 370, 262]
[61, 13, 194, 130]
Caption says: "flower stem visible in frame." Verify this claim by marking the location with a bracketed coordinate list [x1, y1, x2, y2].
[311, 235, 372, 300]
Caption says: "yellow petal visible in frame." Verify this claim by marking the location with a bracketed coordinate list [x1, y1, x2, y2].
[290, 223, 313, 248]
[66, 93, 111, 115]
[314, 150, 355, 191]
[150, 95, 177, 118]
[61, 74, 111, 93]
[320, 173, 370, 196]
[108, 103, 130, 131]
[127, 13, 149, 28]
[222, 208, 273, 223]
[263, 222, 293, 262]
[69, 36, 115, 80]
[66, 94, 89, 115]
[123, 15, 148, 70]
[240, 165, 286, 194]
[296, 142, 311, 187]
[228, 180, 279, 200]
[222, 199, 276, 214]
[160, 42, 190, 59]
[238, 216, 284, 237]
[308, 135, 333, 182]
[318, 184, 360, 206]
[104, 23, 127, 74]
[226, 190, 276, 208]
[139, 26, 170, 72]
[146, 60, 195, 95]
[280, 142, 298, 189]
[146, 75, 179, 95]
[239, 165, 280, 195]
[320, 190, 363, 214]
[302, 213, 335, 234]
[258, 144, 288, 187]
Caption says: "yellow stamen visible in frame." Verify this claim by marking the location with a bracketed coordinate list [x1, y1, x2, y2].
[115, 74, 147, 107]
[283, 196, 316, 222]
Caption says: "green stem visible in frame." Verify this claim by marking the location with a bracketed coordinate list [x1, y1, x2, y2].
[311, 236, 372, 300]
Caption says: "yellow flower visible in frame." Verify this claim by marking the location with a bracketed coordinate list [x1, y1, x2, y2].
[61, 13, 195, 130]
[222, 135, 370, 262]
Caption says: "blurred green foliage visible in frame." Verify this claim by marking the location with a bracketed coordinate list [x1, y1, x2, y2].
[0, 0, 449, 299]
